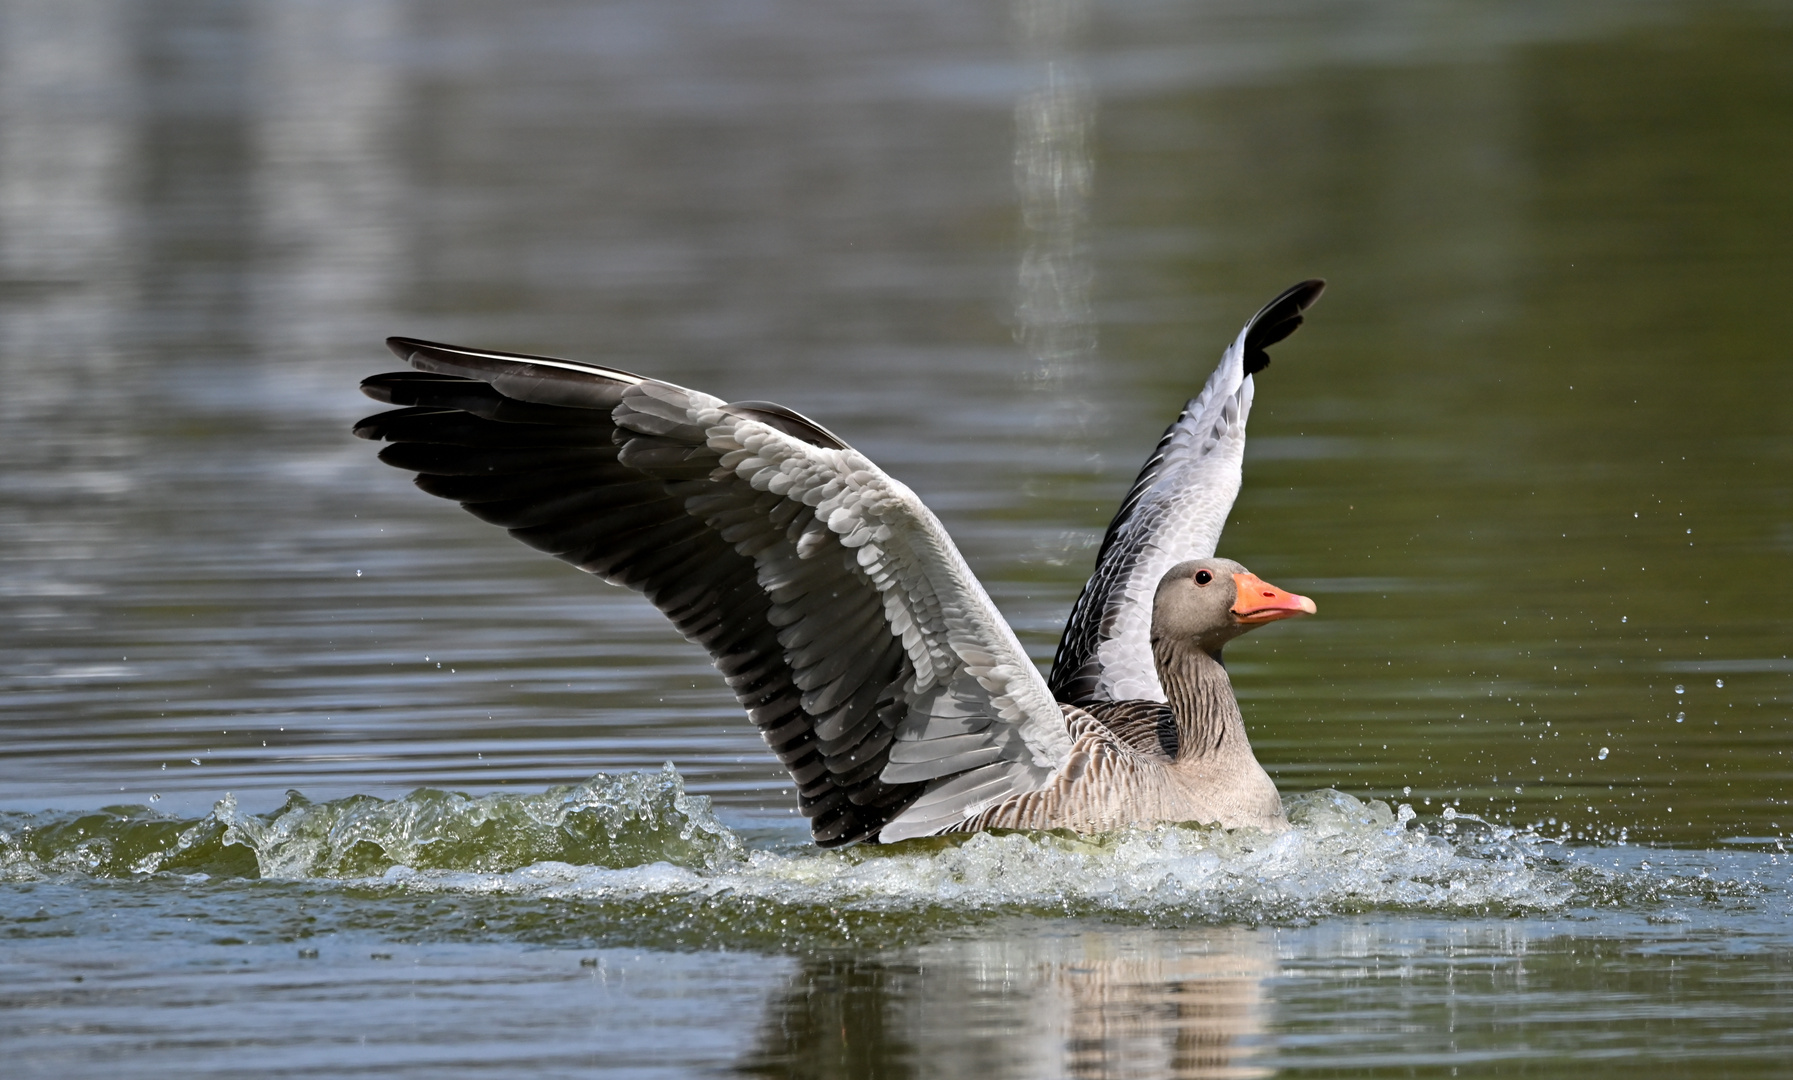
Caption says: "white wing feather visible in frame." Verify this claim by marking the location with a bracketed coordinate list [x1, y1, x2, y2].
[699, 403, 1072, 767]
[1091, 344, 1255, 702]
[1048, 279, 1323, 706]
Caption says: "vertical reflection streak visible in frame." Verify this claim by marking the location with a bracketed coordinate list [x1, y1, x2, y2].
[1010, 0, 1104, 630]
[0, 0, 135, 402]
[1013, 0, 1096, 392]
[249, 0, 407, 392]
[0, 0, 138, 635]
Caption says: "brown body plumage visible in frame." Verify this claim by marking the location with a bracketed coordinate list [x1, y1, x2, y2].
[962, 558, 1304, 834]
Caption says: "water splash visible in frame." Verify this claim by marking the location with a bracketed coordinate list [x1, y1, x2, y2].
[0, 768, 1766, 937]
[0, 763, 738, 882]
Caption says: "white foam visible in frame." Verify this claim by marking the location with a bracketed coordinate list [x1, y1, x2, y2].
[5, 767, 1752, 926]
[362, 784, 1581, 921]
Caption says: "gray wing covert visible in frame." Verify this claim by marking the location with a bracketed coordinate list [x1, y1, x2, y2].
[357, 338, 1071, 846]
[1049, 280, 1325, 705]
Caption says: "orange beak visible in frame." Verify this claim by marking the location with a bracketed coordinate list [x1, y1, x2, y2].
[1230, 572, 1317, 625]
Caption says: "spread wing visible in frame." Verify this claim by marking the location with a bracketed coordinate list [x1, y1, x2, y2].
[1049, 280, 1325, 704]
[355, 338, 1074, 845]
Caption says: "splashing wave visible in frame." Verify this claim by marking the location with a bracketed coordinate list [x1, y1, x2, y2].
[0, 765, 1753, 928]
[0, 763, 737, 882]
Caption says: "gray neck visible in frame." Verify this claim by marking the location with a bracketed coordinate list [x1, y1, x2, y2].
[1152, 639, 1247, 761]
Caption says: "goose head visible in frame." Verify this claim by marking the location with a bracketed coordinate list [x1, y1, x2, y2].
[1151, 558, 1316, 657]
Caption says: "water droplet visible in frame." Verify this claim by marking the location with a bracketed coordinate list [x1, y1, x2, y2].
[1676, 712, 1685, 723]
[1402, 786, 1412, 796]
[189, 758, 201, 766]
[1674, 685, 1685, 695]
[1598, 747, 1610, 760]
[148, 793, 160, 803]
[1621, 616, 1627, 623]
[1715, 678, 1724, 689]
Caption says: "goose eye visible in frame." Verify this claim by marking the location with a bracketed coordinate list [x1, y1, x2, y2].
[1193, 570, 1212, 586]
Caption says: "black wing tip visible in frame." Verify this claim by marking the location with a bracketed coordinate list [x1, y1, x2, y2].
[359, 372, 398, 404]
[351, 412, 387, 440]
[383, 335, 600, 371]
[386, 335, 486, 364]
[386, 335, 425, 361]
[380, 336, 651, 398]
[1241, 278, 1326, 376]
[357, 369, 480, 405]
[1278, 278, 1327, 311]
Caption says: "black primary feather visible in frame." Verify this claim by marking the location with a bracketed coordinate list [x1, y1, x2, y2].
[1241, 278, 1325, 375]
[355, 348, 923, 846]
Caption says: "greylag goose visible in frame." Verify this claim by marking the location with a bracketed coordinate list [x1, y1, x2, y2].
[354, 279, 1325, 845]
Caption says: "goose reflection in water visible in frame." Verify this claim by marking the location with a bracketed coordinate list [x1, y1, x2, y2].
[740, 930, 1272, 1079]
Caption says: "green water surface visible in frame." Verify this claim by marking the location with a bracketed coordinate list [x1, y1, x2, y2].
[2, 0, 1790, 1075]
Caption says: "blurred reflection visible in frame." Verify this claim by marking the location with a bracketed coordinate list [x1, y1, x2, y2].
[133, 0, 255, 354]
[0, 0, 414, 805]
[1013, 0, 1096, 389]
[0, 0, 138, 636]
[738, 952, 920, 1080]
[0, 0, 135, 376]
[1011, 0, 1103, 576]
[0, 0, 135, 412]
[250, 0, 407, 376]
[741, 929, 1272, 1079]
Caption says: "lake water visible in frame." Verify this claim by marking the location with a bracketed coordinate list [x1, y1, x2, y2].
[3, 0, 1791, 1075]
